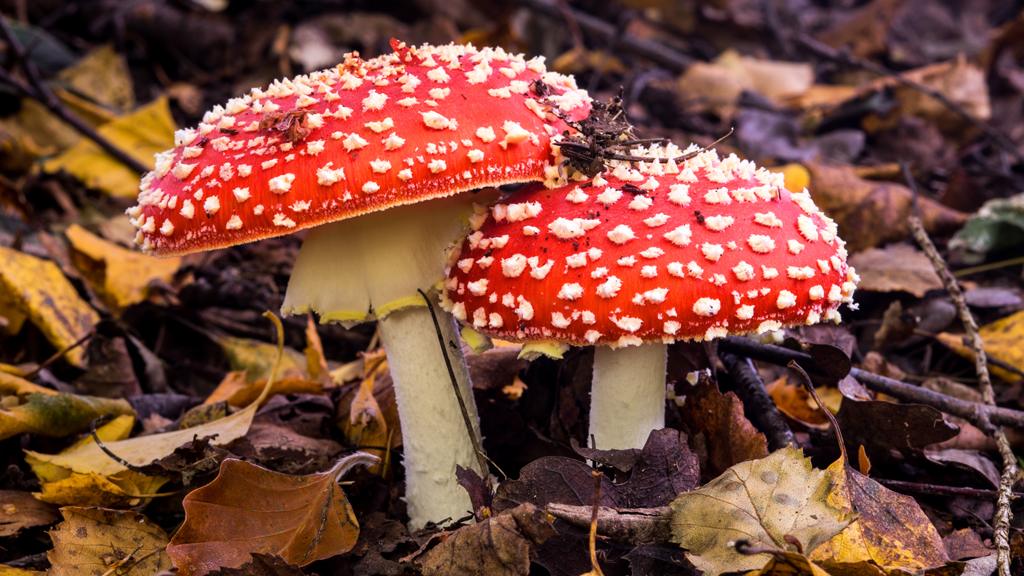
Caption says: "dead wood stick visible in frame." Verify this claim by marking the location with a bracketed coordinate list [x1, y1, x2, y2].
[908, 215, 1018, 576]
[518, 0, 694, 73]
[547, 503, 672, 545]
[717, 336, 1024, 430]
[0, 16, 148, 174]
[720, 351, 796, 450]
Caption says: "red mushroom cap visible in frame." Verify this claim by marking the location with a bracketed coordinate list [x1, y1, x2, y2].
[443, 144, 858, 347]
[127, 40, 591, 255]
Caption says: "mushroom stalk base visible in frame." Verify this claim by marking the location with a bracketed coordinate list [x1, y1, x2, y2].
[589, 344, 667, 450]
[379, 303, 482, 529]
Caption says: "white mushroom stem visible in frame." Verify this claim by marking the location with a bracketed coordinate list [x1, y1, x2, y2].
[282, 196, 486, 529]
[589, 343, 667, 450]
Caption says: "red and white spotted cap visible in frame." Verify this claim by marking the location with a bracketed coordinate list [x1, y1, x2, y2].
[127, 39, 591, 255]
[443, 143, 858, 347]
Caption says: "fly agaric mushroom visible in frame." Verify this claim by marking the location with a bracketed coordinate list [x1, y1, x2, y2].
[443, 143, 857, 449]
[127, 39, 591, 528]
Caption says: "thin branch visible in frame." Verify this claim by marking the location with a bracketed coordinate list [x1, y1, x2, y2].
[789, 361, 847, 464]
[0, 16, 148, 174]
[908, 215, 1018, 576]
[518, 0, 694, 73]
[417, 289, 491, 483]
[720, 351, 796, 450]
[717, 336, 1024, 430]
[795, 34, 1023, 163]
[878, 479, 1023, 501]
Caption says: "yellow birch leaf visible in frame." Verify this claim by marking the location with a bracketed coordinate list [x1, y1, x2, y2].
[48, 507, 172, 575]
[43, 97, 175, 198]
[0, 246, 98, 367]
[26, 414, 134, 483]
[937, 309, 1024, 382]
[0, 371, 57, 396]
[810, 460, 949, 574]
[65, 224, 181, 312]
[670, 447, 851, 576]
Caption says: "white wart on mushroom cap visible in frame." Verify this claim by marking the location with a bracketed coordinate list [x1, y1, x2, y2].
[127, 39, 591, 255]
[444, 144, 859, 347]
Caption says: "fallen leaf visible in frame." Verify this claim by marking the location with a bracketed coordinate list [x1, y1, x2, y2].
[0, 566, 44, 575]
[810, 460, 949, 574]
[25, 413, 169, 507]
[205, 554, 305, 575]
[43, 97, 175, 198]
[66, 224, 181, 312]
[415, 503, 556, 576]
[849, 244, 944, 297]
[340, 352, 390, 472]
[936, 309, 1024, 381]
[0, 490, 58, 537]
[766, 373, 832, 429]
[678, 382, 769, 478]
[949, 193, 1024, 263]
[55, 45, 134, 113]
[0, 246, 99, 367]
[48, 506, 173, 575]
[0, 391, 133, 440]
[217, 335, 306, 383]
[836, 395, 959, 458]
[24, 384, 265, 477]
[495, 429, 699, 511]
[807, 163, 967, 251]
[669, 447, 851, 576]
[677, 50, 813, 115]
[167, 457, 365, 575]
[303, 315, 330, 385]
[203, 371, 322, 408]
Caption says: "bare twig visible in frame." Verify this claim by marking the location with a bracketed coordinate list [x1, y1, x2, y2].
[720, 351, 796, 450]
[417, 289, 491, 483]
[518, 0, 694, 72]
[788, 361, 847, 464]
[717, 336, 1024, 430]
[908, 215, 1018, 576]
[795, 34, 1023, 163]
[0, 16, 148, 174]
[24, 328, 93, 379]
[546, 503, 672, 544]
[878, 479, 1023, 501]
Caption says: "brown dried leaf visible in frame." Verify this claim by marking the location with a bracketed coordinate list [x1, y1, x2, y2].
[810, 461, 949, 574]
[339, 353, 390, 473]
[807, 163, 967, 251]
[678, 382, 768, 478]
[0, 490, 58, 537]
[48, 506, 172, 575]
[849, 244, 944, 297]
[415, 503, 555, 576]
[167, 458, 361, 575]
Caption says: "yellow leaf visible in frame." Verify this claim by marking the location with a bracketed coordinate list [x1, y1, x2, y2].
[304, 315, 330, 384]
[56, 45, 134, 113]
[0, 392, 133, 441]
[0, 246, 98, 367]
[937, 309, 1024, 382]
[218, 334, 305, 383]
[340, 353, 389, 473]
[33, 470, 168, 508]
[43, 97, 175, 198]
[676, 50, 814, 115]
[48, 506, 172, 575]
[0, 371, 57, 396]
[810, 460, 949, 573]
[65, 224, 181, 312]
[670, 447, 851, 576]
[26, 414, 134, 483]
